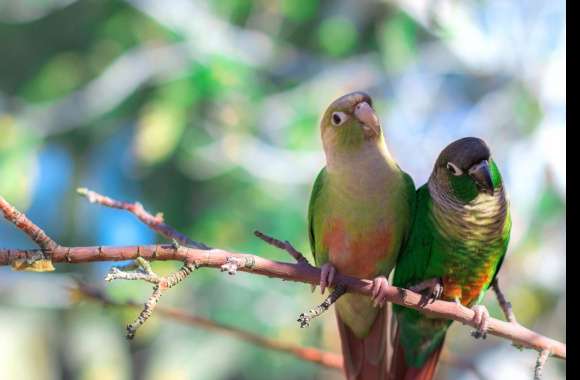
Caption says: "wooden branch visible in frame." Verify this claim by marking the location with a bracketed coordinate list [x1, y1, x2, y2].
[0, 192, 566, 361]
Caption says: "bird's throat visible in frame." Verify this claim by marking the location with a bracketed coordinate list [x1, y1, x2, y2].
[325, 139, 397, 194]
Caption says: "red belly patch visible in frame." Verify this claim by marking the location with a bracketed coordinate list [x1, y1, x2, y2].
[442, 271, 492, 306]
[323, 217, 395, 279]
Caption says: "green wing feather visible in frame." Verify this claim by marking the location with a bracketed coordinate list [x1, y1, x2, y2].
[488, 206, 511, 288]
[393, 184, 433, 289]
[308, 168, 328, 266]
[393, 185, 449, 367]
[399, 171, 418, 251]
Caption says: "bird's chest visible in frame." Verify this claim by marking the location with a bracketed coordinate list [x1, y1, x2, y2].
[322, 212, 396, 279]
[432, 195, 507, 306]
[319, 164, 402, 279]
[440, 246, 499, 306]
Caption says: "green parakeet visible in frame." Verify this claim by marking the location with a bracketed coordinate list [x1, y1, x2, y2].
[392, 137, 511, 380]
[307, 92, 415, 379]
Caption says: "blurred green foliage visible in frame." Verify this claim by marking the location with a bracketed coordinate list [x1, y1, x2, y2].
[0, 0, 565, 379]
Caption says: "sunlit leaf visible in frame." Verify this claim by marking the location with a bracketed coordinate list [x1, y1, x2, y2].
[318, 16, 358, 57]
[134, 102, 186, 166]
[20, 52, 85, 102]
[280, 0, 319, 22]
[379, 11, 417, 72]
[0, 116, 39, 209]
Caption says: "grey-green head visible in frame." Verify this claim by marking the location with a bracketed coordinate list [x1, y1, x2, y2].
[320, 92, 384, 153]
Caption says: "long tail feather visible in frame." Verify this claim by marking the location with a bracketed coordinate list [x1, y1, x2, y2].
[390, 323, 444, 380]
[337, 305, 392, 380]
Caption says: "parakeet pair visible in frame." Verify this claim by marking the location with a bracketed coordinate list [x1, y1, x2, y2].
[308, 92, 510, 380]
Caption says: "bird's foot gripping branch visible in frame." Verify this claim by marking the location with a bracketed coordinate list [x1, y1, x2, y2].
[0, 190, 566, 376]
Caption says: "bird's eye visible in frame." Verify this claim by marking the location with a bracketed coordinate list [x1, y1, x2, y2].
[446, 162, 463, 176]
[331, 112, 347, 126]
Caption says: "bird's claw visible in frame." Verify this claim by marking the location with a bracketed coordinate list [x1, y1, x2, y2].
[319, 263, 336, 294]
[371, 276, 389, 308]
[410, 277, 444, 306]
[470, 305, 490, 339]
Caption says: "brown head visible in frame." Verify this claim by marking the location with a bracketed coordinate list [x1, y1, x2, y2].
[431, 137, 503, 201]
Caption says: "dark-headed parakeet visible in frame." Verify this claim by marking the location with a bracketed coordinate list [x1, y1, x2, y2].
[308, 92, 415, 379]
[392, 137, 511, 380]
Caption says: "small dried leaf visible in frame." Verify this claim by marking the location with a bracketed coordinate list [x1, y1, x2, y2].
[11, 258, 55, 272]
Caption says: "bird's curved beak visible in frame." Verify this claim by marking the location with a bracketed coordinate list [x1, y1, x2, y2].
[468, 160, 494, 195]
[354, 101, 380, 137]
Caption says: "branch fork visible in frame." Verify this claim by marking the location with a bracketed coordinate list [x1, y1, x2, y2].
[105, 256, 196, 339]
[253, 230, 346, 327]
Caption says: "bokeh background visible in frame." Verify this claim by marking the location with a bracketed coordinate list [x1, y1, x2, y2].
[0, 0, 565, 379]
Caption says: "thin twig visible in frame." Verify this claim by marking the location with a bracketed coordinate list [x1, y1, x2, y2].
[254, 230, 310, 265]
[297, 285, 347, 328]
[0, 191, 566, 361]
[77, 188, 210, 250]
[255, 230, 344, 324]
[534, 349, 551, 380]
[0, 196, 58, 252]
[73, 282, 343, 370]
[492, 277, 517, 323]
[105, 256, 196, 339]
